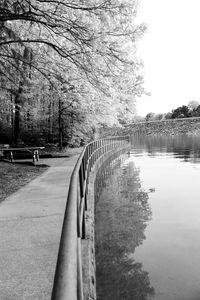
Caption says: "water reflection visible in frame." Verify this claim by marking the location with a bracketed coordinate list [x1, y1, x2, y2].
[130, 134, 200, 300]
[130, 133, 200, 164]
[95, 134, 200, 300]
[95, 155, 154, 300]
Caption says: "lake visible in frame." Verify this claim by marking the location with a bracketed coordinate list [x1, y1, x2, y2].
[95, 134, 200, 300]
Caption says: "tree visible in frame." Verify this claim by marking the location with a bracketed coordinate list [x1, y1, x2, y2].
[164, 112, 172, 119]
[145, 112, 155, 121]
[191, 105, 200, 117]
[171, 105, 191, 119]
[187, 100, 199, 110]
[0, 0, 147, 145]
[0, 0, 145, 86]
[154, 113, 165, 121]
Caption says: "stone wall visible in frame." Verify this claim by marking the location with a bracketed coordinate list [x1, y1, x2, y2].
[122, 117, 200, 136]
[82, 145, 130, 300]
[97, 117, 200, 137]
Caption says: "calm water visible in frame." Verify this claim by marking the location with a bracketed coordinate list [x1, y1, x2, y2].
[95, 134, 200, 300]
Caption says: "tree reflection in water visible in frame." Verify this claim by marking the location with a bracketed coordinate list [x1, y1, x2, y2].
[130, 133, 200, 164]
[95, 155, 154, 300]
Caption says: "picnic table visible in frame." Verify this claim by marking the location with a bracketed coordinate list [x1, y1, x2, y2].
[0, 147, 45, 165]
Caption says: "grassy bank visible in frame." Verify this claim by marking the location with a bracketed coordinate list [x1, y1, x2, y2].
[0, 162, 48, 203]
[0, 146, 82, 203]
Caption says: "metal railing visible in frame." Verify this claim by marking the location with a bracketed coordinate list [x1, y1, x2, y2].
[51, 136, 130, 300]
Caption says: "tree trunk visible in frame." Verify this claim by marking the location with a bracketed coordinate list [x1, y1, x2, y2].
[13, 47, 32, 146]
[58, 98, 63, 150]
[13, 86, 22, 146]
[11, 94, 15, 146]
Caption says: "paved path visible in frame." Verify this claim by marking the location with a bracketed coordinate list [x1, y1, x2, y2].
[0, 155, 80, 300]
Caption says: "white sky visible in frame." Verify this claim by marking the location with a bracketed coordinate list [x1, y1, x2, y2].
[136, 0, 200, 117]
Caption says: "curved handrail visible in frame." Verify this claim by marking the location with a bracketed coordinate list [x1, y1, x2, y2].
[51, 136, 130, 300]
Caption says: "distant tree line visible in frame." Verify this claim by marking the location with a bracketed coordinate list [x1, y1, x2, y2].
[144, 100, 200, 122]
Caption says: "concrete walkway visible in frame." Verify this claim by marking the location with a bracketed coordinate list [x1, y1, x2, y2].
[0, 155, 80, 300]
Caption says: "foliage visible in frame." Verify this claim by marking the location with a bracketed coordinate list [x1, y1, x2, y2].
[95, 157, 154, 299]
[188, 100, 199, 110]
[171, 105, 191, 119]
[0, 120, 12, 143]
[145, 112, 155, 121]
[144, 100, 200, 122]
[0, 0, 147, 146]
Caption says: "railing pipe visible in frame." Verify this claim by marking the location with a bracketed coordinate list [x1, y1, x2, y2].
[51, 171, 80, 300]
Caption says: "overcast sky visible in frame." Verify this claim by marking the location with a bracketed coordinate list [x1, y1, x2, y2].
[136, 0, 200, 117]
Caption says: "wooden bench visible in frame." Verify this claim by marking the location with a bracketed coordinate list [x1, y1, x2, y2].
[0, 147, 45, 165]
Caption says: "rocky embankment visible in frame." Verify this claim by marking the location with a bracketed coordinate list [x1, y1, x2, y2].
[100, 117, 200, 137]
[124, 117, 200, 135]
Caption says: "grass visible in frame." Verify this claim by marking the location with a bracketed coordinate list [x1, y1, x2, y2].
[0, 161, 48, 203]
[0, 146, 82, 203]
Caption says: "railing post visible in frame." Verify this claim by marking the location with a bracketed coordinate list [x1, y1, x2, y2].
[77, 238, 84, 300]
